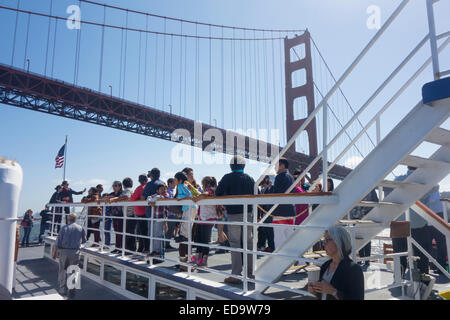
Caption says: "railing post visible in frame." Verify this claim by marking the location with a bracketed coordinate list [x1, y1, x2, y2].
[243, 204, 248, 293]
[426, 0, 440, 80]
[122, 206, 126, 257]
[322, 101, 328, 191]
[150, 206, 154, 265]
[188, 205, 192, 277]
[51, 208, 55, 237]
[442, 201, 450, 273]
[101, 205, 105, 251]
[252, 203, 257, 275]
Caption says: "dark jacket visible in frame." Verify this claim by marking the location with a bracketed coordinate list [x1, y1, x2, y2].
[319, 257, 364, 300]
[272, 170, 295, 217]
[215, 171, 255, 214]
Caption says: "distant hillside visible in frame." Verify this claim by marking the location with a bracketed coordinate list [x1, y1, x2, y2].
[441, 192, 450, 199]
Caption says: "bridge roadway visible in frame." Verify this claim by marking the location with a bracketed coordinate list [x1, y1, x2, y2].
[0, 63, 351, 179]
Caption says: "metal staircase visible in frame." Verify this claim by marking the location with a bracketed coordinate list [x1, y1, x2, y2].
[254, 0, 450, 293]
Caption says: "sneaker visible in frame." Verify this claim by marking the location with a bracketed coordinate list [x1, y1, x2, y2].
[263, 247, 273, 253]
[190, 256, 198, 264]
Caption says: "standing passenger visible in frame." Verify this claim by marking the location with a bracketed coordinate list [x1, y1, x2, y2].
[216, 155, 255, 284]
[52, 213, 86, 299]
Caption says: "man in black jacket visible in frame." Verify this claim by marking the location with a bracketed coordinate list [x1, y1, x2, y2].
[271, 157, 296, 250]
[216, 155, 255, 284]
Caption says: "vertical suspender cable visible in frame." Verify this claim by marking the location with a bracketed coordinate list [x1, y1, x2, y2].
[195, 24, 199, 120]
[263, 31, 269, 133]
[11, 0, 20, 66]
[179, 21, 183, 115]
[98, 4, 106, 92]
[122, 9, 129, 99]
[221, 27, 224, 128]
[119, 27, 124, 101]
[169, 34, 173, 111]
[240, 31, 244, 130]
[209, 25, 212, 126]
[231, 29, 235, 130]
[162, 18, 166, 110]
[279, 32, 286, 146]
[271, 33, 278, 141]
[144, 15, 149, 105]
[254, 31, 259, 134]
[23, 12, 30, 70]
[44, 0, 53, 77]
[153, 33, 158, 107]
[75, 0, 82, 85]
[243, 30, 248, 131]
[183, 33, 187, 116]
[51, 13, 58, 77]
[138, 31, 142, 103]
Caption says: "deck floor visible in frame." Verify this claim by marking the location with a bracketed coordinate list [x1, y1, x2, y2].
[13, 237, 450, 300]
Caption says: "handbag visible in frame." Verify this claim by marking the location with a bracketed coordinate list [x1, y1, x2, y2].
[390, 221, 410, 238]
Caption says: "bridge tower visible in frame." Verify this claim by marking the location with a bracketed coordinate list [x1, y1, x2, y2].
[284, 31, 319, 178]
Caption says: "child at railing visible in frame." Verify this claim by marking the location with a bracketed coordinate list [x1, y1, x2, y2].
[191, 176, 219, 267]
[147, 184, 169, 262]
[174, 171, 198, 271]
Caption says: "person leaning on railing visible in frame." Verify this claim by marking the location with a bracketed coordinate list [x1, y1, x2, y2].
[81, 187, 102, 247]
[20, 209, 34, 247]
[307, 226, 364, 300]
[215, 155, 255, 284]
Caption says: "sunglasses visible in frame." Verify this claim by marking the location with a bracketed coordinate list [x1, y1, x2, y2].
[322, 237, 333, 245]
[113, 184, 121, 187]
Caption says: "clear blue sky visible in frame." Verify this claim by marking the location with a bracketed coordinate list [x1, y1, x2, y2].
[0, 0, 449, 216]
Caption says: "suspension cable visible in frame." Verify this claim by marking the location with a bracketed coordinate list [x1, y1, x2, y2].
[10, 0, 20, 66]
[23, 12, 30, 70]
[78, 0, 306, 33]
[0, 6, 290, 41]
[98, 4, 106, 92]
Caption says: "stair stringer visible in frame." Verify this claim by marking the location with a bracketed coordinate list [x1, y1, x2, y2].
[354, 145, 450, 250]
[255, 97, 450, 293]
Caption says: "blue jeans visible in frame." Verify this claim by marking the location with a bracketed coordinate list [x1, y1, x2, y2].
[104, 207, 112, 246]
[22, 226, 32, 246]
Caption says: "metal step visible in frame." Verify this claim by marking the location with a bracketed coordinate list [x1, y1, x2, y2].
[424, 127, 450, 146]
[357, 201, 401, 207]
[399, 155, 450, 169]
[378, 179, 426, 189]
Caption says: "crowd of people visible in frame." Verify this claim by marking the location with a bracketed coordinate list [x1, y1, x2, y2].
[43, 156, 334, 284]
[26, 155, 447, 299]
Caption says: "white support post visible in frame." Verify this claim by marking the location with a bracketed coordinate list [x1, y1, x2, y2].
[243, 204, 248, 293]
[426, 0, 441, 79]
[443, 201, 450, 273]
[188, 205, 192, 277]
[376, 117, 384, 201]
[122, 206, 126, 257]
[51, 208, 55, 237]
[252, 204, 257, 274]
[150, 206, 154, 264]
[322, 102, 328, 192]
[101, 205, 105, 252]
[405, 209, 420, 300]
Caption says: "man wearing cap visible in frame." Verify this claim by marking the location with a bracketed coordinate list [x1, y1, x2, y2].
[52, 213, 86, 298]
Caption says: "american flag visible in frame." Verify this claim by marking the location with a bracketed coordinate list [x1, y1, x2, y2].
[55, 144, 65, 168]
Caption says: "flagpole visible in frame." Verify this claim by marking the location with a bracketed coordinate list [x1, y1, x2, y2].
[63, 135, 68, 182]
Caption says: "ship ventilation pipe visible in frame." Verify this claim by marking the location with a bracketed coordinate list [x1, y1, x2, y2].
[0, 159, 23, 295]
